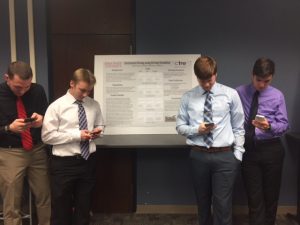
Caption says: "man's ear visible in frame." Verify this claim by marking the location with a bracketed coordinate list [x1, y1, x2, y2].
[3, 74, 9, 81]
[70, 80, 75, 88]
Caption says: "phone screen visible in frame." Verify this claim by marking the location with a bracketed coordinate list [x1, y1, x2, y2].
[255, 115, 265, 122]
[205, 123, 214, 127]
[24, 118, 37, 123]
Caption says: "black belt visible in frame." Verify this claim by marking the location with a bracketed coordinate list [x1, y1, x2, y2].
[254, 137, 281, 146]
[51, 152, 95, 160]
[0, 144, 23, 148]
[192, 146, 232, 153]
[0, 141, 40, 149]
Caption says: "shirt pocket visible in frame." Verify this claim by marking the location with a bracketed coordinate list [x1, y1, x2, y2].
[187, 101, 204, 120]
[258, 99, 277, 120]
[212, 98, 230, 118]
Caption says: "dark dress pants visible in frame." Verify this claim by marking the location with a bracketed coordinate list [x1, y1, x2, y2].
[242, 140, 284, 225]
[50, 153, 97, 225]
[190, 149, 240, 225]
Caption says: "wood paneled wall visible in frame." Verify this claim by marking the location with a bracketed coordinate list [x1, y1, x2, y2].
[47, 0, 136, 213]
[47, 0, 135, 100]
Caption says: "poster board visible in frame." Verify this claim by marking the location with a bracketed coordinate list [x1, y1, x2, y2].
[94, 54, 199, 134]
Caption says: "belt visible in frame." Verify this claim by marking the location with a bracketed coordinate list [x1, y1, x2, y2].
[0, 141, 41, 149]
[254, 137, 281, 146]
[52, 154, 84, 160]
[51, 152, 95, 160]
[192, 146, 232, 153]
[0, 144, 22, 148]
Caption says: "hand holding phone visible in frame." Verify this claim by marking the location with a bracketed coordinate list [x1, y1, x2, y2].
[89, 128, 103, 139]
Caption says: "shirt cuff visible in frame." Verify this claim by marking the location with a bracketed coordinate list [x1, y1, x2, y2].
[233, 149, 243, 161]
[70, 130, 81, 141]
[192, 126, 199, 135]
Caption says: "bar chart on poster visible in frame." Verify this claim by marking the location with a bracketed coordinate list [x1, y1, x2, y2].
[94, 54, 199, 135]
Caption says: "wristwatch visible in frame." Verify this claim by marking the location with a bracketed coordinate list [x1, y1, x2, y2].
[4, 125, 10, 132]
[1, 125, 10, 132]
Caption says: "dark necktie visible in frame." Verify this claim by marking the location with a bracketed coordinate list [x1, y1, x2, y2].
[203, 91, 213, 148]
[16, 97, 33, 151]
[245, 91, 259, 147]
[75, 100, 90, 160]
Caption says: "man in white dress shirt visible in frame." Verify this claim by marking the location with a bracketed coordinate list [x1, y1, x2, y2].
[42, 68, 104, 225]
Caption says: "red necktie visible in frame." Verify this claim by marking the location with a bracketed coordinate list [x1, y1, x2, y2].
[16, 97, 33, 151]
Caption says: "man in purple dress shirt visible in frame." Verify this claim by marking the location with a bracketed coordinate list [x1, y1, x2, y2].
[236, 57, 289, 225]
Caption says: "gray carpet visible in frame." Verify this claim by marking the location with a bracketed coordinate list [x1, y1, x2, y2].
[90, 213, 299, 225]
[0, 213, 298, 225]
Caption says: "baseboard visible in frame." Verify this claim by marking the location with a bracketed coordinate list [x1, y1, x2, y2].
[136, 204, 297, 215]
[136, 205, 198, 214]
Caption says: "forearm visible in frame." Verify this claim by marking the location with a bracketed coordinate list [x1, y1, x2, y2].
[176, 124, 199, 138]
[232, 131, 245, 161]
[42, 129, 80, 145]
[269, 120, 289, 136]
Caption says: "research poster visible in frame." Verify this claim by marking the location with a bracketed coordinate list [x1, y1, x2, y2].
[94, 54, 199, 134]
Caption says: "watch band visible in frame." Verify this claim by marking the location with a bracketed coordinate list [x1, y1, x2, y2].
[3, 125, 10, 132]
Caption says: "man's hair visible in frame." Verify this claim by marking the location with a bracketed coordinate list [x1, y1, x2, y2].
[7, 61, 33, 80]
[252, 57, 275, 78]
[194, 56, 217, 80]
[71, 68, 96, 86]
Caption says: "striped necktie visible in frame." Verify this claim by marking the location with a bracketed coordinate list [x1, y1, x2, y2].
[75, 100, 90, 160]
[203, 91, 213, 148]
[16, 97, 33, 151]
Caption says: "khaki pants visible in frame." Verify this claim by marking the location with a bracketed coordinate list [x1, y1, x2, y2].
[0, 144, 51, 225]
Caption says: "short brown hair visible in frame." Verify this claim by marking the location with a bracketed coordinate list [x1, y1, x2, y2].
[7, 61, 33, 80]
[72, 68, 96, 86]
[194, 56, 217, 80]
[252, 57, 275, 78]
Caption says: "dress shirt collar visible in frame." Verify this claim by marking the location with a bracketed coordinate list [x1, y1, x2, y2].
[198, 82, 218, 95]
[65, 90, 87, 105]
[249, 83, 271, 96]
[249, 84, 257, 96]
[3, 82, 12, 93]
[3, 82, 20, 99]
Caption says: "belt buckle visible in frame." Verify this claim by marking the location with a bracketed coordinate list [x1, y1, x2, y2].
[75, 154, 82, 159]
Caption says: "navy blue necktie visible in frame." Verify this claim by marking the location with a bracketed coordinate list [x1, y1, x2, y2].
[75, 100, 90, 160]
[245, 91, 259, 148]
[203, 91, 213, 148]
[247, 91, 259, 137]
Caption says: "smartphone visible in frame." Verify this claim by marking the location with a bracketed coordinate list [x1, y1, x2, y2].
[24, 117, 37, 123]
[255, 115, 265, 122]
[205, 122, 215, 128]
[90, 130, 101, 135]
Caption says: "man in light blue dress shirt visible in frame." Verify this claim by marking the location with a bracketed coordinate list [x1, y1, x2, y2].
[176, 56, 245, 225]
